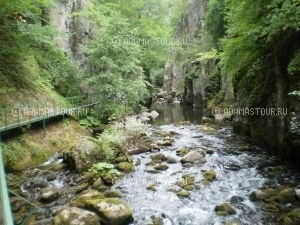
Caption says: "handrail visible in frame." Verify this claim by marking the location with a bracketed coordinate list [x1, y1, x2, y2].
[0, 135, 14, 225]
[0, 95, 91, 132]
[0, 95, 97, 225]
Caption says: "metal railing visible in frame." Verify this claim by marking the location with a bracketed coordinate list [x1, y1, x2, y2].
[0, 96, 86, 132]
[0, 135, 14, 225]
[0, 95, 96, 225]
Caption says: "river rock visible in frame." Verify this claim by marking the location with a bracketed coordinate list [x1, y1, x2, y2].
[249, 190, 268, 201]
[176, 148, 190, 156]
[154, 163, 169, 171]
[147, 183, 157, 191]
[150, 215, 164, 225]
[230, 196, 244, 204]
[177, 189, 190, 197]
[281, 208, 300, 225]
[73, 189, 104, 208]
[271, 188, 296, 204]
[202, 169, 216, 182]
[46, 171, 57, 181]
[215, 203, 236, 216]
[166, 156, 177, 164]
[92, 178, 109, 192]
[65, 139, 104, 173]
[32, 177, 49, 188]
[85, 198, 133, 225]
[141, 110, 159, 120]
[40, 188, 59, 202]
[150, 154, 167, 161]
[199, 125, 216, 133]
[117, 162, 135, 172]
[104, 190, 122, 198]
[114, 156, 128, 163]
[156, 140, 172, 146]
[176, 175, 195, 190]
[54, 207, 101, 225]
[180, 150, 206, 164]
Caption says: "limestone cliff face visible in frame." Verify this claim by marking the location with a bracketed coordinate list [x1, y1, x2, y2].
[49, 0, 91, 61]
[163, 0, 206, 95]
[233, 34, 300, 161]
[163, 0, 233, 108]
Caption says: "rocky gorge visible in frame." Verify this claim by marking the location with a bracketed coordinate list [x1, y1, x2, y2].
[7, 105, 300, 225]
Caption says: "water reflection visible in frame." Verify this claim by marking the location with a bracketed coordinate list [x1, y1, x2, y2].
[152, 103, 203, 125]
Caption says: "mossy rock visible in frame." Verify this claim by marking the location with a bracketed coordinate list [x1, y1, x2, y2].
[117, 162, 135, 173]
[215, 203, 236, 216]
[153, 163, 169, 171]
[150, 215, 164, 225]
[182, 174, 195, 186]
[103, 190, 122, 198]
[275, 188, 296, 204]
[146, 183, 157, 192]
[114, 156, 128, 163]
[150, 153, 167, 161]
[85, 198, 133, 225]
[281, 208, 300, 225]
[177, 189, 190, 197]
[176, 148, 190, 157]
[73, 189, 105, 208]
[92, 178, 109, 191]
[202, 169, 216, 182]
[263, 202, 280, 211]
[166, 156, 177, 164]
[183, 185, 194, 191]
[54, 207, 101, 225]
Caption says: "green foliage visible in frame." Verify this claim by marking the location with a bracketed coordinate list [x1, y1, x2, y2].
[288, 50, 300, 75]
[85, 4, 149, 118]
[196, 49, 218, 62]
[0, 0, 81, 97]
[88, 162, 120, 178]
[213, 0, 300, 108]
[79, 116, 101, 128]
[206, 0, 225, 45]
[97, 127, 125, 161]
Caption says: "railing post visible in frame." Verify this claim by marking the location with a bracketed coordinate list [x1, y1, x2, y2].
[0, 134, 14, 225]
[4, 110, 7, 129]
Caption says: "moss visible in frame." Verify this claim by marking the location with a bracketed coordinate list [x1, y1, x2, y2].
[202, 169, 216, 182]
[3, 119, 89, 171]
[117, 162, 135, 173]
[177, 189, 190, 197]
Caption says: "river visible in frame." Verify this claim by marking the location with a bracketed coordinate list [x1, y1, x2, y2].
[8, 104, 300, 225]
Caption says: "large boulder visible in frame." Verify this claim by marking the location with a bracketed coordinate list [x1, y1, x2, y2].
[85, 198, 133, 225]
[181, 150, 206, 164]
[215, 203, 236, 216]
[39, 188, 59, 203]
[65, 139, 104, 173]
[54, 207, 101, 225]
[73, 189, 104, 208]
[117, 162, 135, 173]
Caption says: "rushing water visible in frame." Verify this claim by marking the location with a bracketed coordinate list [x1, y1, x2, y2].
[8, 104, 300, 225]
[114, 104, 300, 225]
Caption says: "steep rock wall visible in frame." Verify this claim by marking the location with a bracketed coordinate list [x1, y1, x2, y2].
[233, 33, 300, 161]
[49, 0, 91, 61]
[163, 0, 233, 108]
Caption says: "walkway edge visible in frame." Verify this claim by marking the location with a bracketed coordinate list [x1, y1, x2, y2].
[0, 136, 14, 225]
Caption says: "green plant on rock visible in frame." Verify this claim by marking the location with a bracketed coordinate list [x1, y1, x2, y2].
[79, 116, 101, 128]
[88, 162, 120, 179]
[97, 127, 125, 162]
